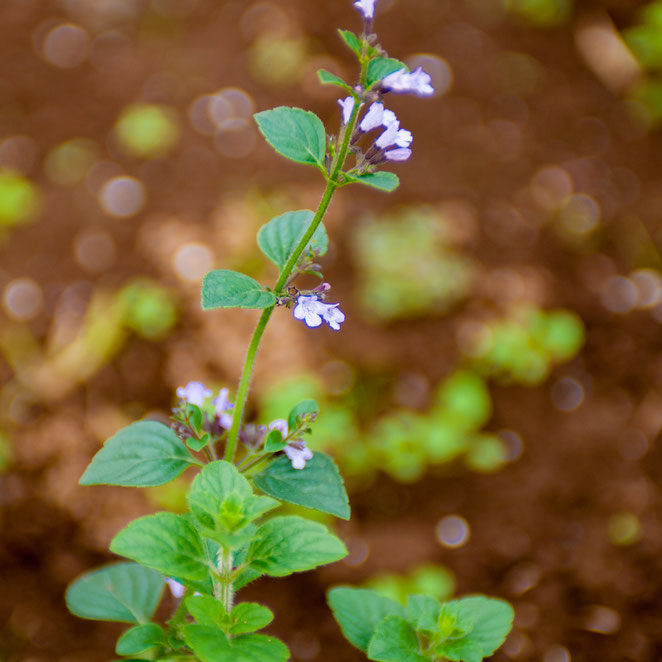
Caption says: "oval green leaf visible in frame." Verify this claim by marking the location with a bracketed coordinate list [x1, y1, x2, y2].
[116, 623, 166, 655]
[65, 562, 164, 624]
[254, 452, 350, 520]
[201, 270, 276, 310]
[79, 421, 198, 488]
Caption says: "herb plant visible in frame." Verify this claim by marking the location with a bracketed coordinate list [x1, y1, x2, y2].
[65, 1, 514, 660]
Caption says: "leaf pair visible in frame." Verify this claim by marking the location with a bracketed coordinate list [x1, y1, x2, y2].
[328, 588, 514, 662]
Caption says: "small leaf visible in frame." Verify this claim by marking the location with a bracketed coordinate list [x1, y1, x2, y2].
[327, 587, 406, 653]
[257, 210, 328, 271]
[366, 58, 408, 89]
[406, 594, 441, 633]
[230, 602, 274, 634]
[201, 270, 276, 310]
[65, 562, 164, 624]
[345, 171, 400, 192]
[338, 29, 361, 55]
[318, 69, 353, 92]
[110, 512, 213, 581]
[254, 452, 350, 520]
[435, 596, 514, 661]
[435, 638, 483, 662]
[183, 625, 289, 662]
[254, 106, 326, 167]
[249, 516, 347, 577]
[116, 624, 166, 656]
[287, 398, 319, 430]
[79, 421, 199, 488]
[367, 615, 428, 662]
[264, 429, 287, 453]
[186, 433, 210, 452]
[186, 595, 226, 625]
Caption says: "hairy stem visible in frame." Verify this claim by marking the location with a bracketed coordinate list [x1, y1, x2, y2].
[224, 85, 364, 464]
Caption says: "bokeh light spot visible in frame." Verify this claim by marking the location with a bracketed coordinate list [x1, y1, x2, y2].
[173, 243, 213, 282]
[543, 645, 571, 662]
[602, 276, 637, 313]
[550, 377, 585, 412]
[558, 193, 600, 235]
[42, 23, 90, 68]
[608, 512, 641, 546]
[44, 139, 97, 186]
[583, 605, 621, 634]
[115, 104, 180, 159]
[3, 278, 43, 321]
[215, 118, 256, 158]
[0, 172, 41, 227]
[99, 176, 146, 218]
[74, 228, 116, 273]
[0, 136, 38, 174]
[435, 515, 470, 548]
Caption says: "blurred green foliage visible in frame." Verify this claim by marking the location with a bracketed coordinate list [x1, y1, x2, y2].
[608, 512, 642, 546]
[504, 0, 572, 27]
[0, 171, 40, 231]
[466, 307, 585, 385]
[352, 207, 474, 321]
[364, 564, 456, 605]
[119, 279, 178, 340]
[114, 104, 180, 159]
[0, 432, 12, 473]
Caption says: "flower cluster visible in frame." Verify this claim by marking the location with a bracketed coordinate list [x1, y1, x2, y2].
[269, 419, 314, 470]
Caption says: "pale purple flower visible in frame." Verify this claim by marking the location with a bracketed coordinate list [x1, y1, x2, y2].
[293, 295, 345, 331]
[359, 103, 398, 133]
[269, 419, 288, 438]
[375, 121, 401, 149]
[353, 0, 377, 20]
[167, 578, 186, 599]
[338, 97, 356, 125]
[176, 381, 211, 407]
[384, 147, 412, 162]
[285, 441, 314, 470]
[381, 66, 435, 97]
[321, 304, 345, 331]
[212, 387, 233, 415]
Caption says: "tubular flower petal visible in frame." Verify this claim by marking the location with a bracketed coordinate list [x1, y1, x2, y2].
[212, 387, 233, 416]
[353, 0, 377, 20]
[293, 295, 345, 331]
[381, 66, 435, 97]
[285, 441, 314, 470]
[176, 381, 212, 407]
[360, 103, 399, 133]
[375, 121, 401, 149]
[338, 96, 356, 125]
[384, 147, 412, 161]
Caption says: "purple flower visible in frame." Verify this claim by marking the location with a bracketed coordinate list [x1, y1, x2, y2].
[338, 97, 356, 125]
[381, 67, 435, 97]
[359, 103, 397, 133]
[384, 147, 412, 162]
[285, 441, 314, 470]
[293, 295, 345, 331]
[353, 0, 377, 20]
[176, 381, 211, 407]
[269, 419, 288, 438]
[213, 387, 233, 429]
[167, 578, 186, 599]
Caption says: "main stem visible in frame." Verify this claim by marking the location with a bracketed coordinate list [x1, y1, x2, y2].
[224, 99, 362, 463]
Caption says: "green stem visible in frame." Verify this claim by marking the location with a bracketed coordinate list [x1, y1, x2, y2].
[224, 91, 364, 465]
[217, 548, 235, 614]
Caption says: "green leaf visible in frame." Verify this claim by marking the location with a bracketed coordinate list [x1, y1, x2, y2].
[230, 602, 274, 635]
[257, 210, 328, 271]
[366, 58, 408, 89]
[110, 512, 212, 581]
[65, 562, 164, 624]
[186, 433, 210, 452]
[186, 595, 226, 625]
[327, 587, 406, 653]
[116, 624, 166, 656]
[338, 29, 361, 55]
[183, 625, 289, 662]
[406, 594, 441, 633]
[254, 106, 326, 167]
[345, 171, 400, 192]
[254, 452, 350, 520]
[264, 429, 287, 453]
[248, 515, 347, 577]
[435, 597, 514, 661]
[367, 616, 428, 662]
[187, 461, 278, 543]
[201, 270, 276, 310]
[318, 69, 353, 92]
[79, 421, 198, 488]
[435, 638, 483, 662]
[287, 398, 319, 430]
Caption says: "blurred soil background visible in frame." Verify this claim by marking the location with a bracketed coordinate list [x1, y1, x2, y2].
[2, 0, 662, 660]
